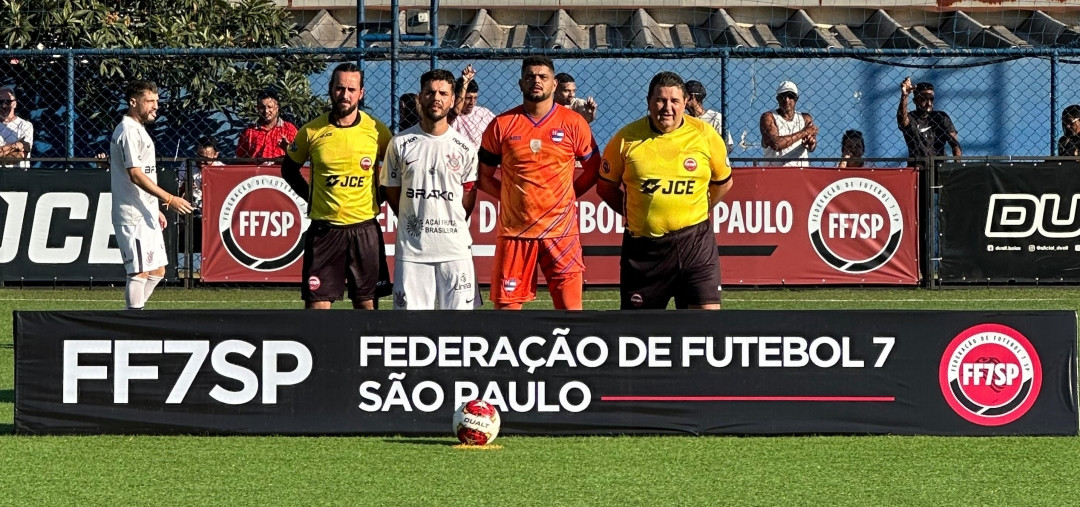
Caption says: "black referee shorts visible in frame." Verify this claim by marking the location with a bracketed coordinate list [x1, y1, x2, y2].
[302, 219, 382, 303]
[620, 220, 722, 310]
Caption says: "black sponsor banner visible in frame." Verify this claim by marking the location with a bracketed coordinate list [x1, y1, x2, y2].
[939, 162, 1080, 283]
[15, 310, 1077, 435]
[0, 169, 179, 282]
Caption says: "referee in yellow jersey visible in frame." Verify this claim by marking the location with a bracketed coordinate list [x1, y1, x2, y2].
[597, 71, 733, 310]
[282, 63, 392, 310]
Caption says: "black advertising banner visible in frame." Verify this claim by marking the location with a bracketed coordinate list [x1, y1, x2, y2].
[0, 168, 179, 282]
[939, 162, 1080, 283]
[15, 310, 1076, 435]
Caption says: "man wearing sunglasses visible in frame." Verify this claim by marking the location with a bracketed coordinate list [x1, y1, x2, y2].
[897, 77, 961, 166]
[0, 87, 33, 168]
[760, 80, 817, 166]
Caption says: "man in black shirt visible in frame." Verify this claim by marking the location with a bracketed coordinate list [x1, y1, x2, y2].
[897, 78, 961, 165]
[1059, 104, 1080, 157]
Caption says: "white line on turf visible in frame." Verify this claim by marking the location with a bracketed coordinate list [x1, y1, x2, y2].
[0, 297, 1065, 303]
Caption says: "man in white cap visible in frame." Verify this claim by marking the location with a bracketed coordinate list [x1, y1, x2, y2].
[759, 80, 817, 166]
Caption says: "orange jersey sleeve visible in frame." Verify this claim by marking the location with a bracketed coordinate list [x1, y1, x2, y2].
[482, 105, 593, 239]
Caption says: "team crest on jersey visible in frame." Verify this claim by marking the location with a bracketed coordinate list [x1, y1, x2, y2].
[529, 139, 542, 153]
[683, 158, 698, 172]
[394, 291, 407, 309]
[146, 250, 154, 264]
[405, 214, 422, 238]
[550, 129, 565, 144]
[447, 153, 462, 172]
[360, 157, 373, 171]
[601, 159, 611, 174]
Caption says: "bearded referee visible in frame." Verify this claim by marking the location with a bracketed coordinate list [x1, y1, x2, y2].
[597, 71, 733, 310]
[282, 63, 392, 310]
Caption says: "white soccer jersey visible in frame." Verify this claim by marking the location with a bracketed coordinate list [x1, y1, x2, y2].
[382, 125, 478, 263]
[110, 115, 159, 228]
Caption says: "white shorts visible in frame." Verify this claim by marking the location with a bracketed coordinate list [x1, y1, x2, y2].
[392, 258, 481, 310]
[116, 223, 168, 275]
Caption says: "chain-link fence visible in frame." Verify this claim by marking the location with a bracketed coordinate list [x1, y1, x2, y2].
[3, 46, 1080, 288]
[2, 47, 1080, 162]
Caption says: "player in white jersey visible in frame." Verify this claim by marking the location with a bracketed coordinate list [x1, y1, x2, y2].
[382, 69, 479, 310]
[110, 80, 193, 309]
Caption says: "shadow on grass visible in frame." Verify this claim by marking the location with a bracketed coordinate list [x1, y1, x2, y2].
[382, 438, 460, 447]
[0, 389, 12, 404]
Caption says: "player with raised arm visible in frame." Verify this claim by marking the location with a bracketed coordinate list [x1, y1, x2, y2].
[110, 80, 193, 309]
[477, 56, 600, 310]
[382, 69, 479, 310]
[281, 63, 392, 310]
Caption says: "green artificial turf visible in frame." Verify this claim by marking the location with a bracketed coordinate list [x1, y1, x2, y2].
[0, 286, 1077, 505]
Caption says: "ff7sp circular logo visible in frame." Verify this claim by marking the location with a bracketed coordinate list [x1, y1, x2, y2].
[939, 324, 1042, 426]
[807, 177, 903, 274]
[219, 175, 311, 271]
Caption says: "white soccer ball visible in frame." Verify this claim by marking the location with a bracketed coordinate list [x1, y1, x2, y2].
[452, 399, 501, 445]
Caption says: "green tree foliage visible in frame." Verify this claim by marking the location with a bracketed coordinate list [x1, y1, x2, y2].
[0, 0, 328, 157]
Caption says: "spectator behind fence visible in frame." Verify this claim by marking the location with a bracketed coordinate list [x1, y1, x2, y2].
[685, 80, 724, 136]
[598, 71, 733, 310]
[110, 80, 193, 310]
[839, 130, 865, 168]
[1059, 105, 1080, 157]
[478, 56, 600, 310]
[450, 65, 495, 148]
[554, 72, 597, 123]
[0, 87, 33, 168]
[184, 136, 225, 217]
[282, 63, 392, 310]
[236, 89, 298, 162]
[176, 136, 223, 272]
[897, 78, 961, 165]
[398, 93, 420, 132]
[760, 80, 817, 166]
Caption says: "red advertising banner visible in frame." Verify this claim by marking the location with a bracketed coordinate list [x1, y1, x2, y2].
[711, 167, 919, 285]
[203, 165, 919, 285]
[201, 165, 311, 282]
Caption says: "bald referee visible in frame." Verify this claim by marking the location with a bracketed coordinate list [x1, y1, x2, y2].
[597, 71, 733, 310]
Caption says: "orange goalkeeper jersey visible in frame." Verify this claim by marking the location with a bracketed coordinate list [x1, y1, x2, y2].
[479, 104, 595, 239]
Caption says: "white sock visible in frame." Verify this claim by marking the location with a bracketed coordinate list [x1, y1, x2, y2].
[125, 276, 147, 310]
[143, 275, 164, 306]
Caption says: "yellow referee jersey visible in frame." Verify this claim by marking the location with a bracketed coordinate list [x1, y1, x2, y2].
[601, 115, 732, 238]
[287, 112, 392, 225]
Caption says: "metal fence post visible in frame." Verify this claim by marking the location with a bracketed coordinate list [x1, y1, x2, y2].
[390, 0, 400, 132]
[430, 0, 439, 70]
[720, 48, 729, 139]
[1051, 51, 1058, 156]
[66, 53, 75, 159]
[356, 0, 365, 74]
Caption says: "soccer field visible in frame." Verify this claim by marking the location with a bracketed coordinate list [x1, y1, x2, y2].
[1, 286, 1078, 505]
